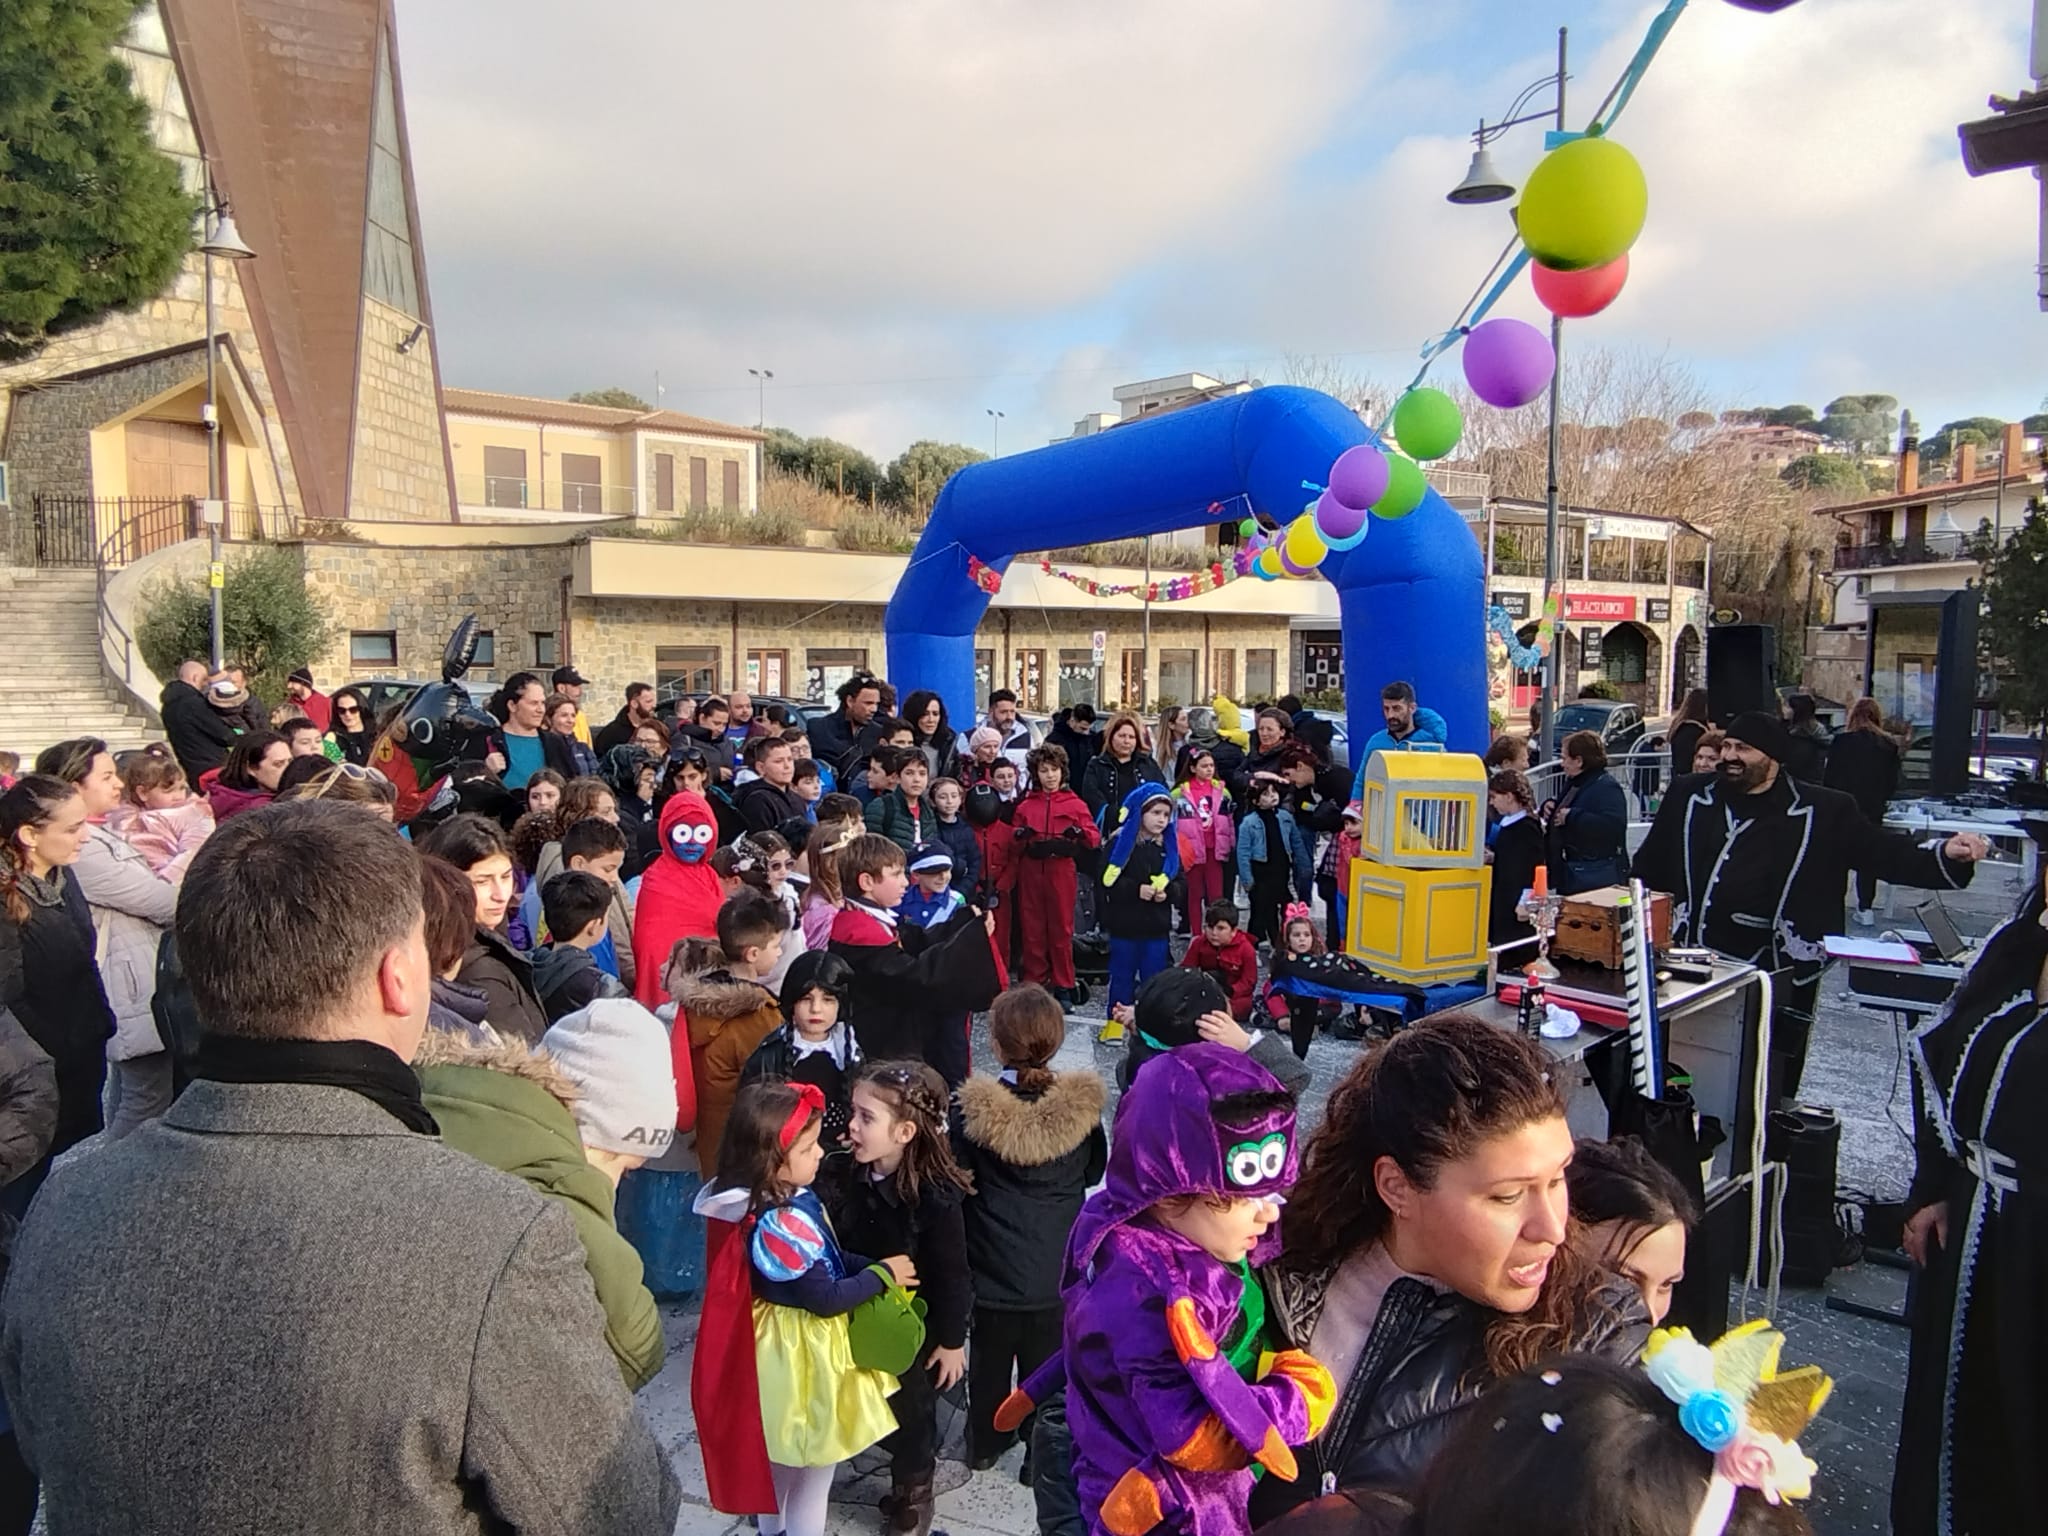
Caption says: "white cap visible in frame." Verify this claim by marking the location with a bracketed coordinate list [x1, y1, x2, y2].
[540, 998, 678, 1157]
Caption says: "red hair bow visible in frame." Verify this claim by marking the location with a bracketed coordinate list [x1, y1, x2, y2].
[778, 1082, 827, 1148]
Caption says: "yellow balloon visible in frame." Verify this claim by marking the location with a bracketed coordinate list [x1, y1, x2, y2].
[1284, 514, 1327, 568]
[1516, 137, 1647, 272]
[1256, 547, 1284, 578]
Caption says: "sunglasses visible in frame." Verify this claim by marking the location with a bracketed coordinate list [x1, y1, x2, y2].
[304, 762, 389, 798]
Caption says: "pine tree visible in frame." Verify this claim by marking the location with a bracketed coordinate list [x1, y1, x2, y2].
[0, 0, 195, 361]
[1976, 477, 2048, 772]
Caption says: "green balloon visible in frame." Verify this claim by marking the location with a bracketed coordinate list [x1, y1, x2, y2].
[1373, 455, 1427, 520]
[1239, 517, 1258, 537]
[1392, 387, 1463, 462]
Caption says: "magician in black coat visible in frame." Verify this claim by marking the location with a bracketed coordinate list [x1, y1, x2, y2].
[1892, 827, 2048, 1536]
[828, 897, 1003, 1088]
[1631, 711, 1986, 1100]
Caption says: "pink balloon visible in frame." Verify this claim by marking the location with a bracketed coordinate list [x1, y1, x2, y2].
[1327, 445, 1391, 512]
[1532, 254, 1629, 318]
[1462, 318, 1556, 409]
[1314, 490, 1366, 542]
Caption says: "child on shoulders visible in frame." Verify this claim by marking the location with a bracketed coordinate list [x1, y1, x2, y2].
[107, 745, 214, 880]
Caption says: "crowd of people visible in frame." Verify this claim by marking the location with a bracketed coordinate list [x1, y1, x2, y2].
[0, 653, 2024, 1536]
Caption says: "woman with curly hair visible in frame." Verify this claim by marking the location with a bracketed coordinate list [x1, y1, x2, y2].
[1248, 1014, 1649, 1520]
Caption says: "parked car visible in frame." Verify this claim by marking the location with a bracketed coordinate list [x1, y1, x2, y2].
[653, 690, 831, 732]
[1305, 709, 1351, 773]
[1553, 699, 1646, 756]
[342, 678, 432, 728]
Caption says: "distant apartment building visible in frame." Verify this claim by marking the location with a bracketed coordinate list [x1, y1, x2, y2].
[1807, 423, 2045, 714]
[1050, 373, 1258, 444]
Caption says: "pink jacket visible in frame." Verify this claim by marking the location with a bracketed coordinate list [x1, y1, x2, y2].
[1174, 779, 1236, 868]
[104, 797, 216, 879]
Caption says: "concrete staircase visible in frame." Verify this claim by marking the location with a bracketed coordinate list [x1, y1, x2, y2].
[0, 568, 164, 761]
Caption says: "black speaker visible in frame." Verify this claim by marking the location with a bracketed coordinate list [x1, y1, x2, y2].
[1763, 1105, 1843, 1287]
[1706, 624, 1776, 724]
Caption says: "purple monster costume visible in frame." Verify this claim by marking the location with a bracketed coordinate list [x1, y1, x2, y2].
[996, 1044, 1335, 1536]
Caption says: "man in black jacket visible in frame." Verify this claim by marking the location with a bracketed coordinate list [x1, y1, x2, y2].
[159, 661, 239, 783]
[809, 674, 884, 779]
[591, 682, 656, 756]
[1045, 705, 1098, 781]
[1632, 711, 1988, 1100]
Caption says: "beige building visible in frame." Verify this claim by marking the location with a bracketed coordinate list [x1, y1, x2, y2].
[296, 527, 1318, 714]
[443, 389, 763, 520]
[0, 0, 453, 567]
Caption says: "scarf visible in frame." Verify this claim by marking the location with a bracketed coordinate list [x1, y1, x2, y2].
[192, 1035, 438, 1134]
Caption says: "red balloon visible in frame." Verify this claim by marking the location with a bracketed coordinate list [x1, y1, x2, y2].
[1532, 254, 1629, 318]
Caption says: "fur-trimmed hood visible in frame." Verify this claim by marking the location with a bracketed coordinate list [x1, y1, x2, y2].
[956, 1071, 1105, 1167]
[676, 969, 779, 1023]
[412, 1030, 580, 1113]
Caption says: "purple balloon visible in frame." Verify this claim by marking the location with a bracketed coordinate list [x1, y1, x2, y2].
[1327, 445, 1391, 512]
[1314, 490, 1367, 542]
[1462, 318, 1556, 409]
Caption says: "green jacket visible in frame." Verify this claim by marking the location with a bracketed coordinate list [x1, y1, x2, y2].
[864, 786, 933, 851]
[415, 1036, 665, 1391]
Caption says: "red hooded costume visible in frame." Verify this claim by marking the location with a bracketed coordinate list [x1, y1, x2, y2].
[632, 792, 724, 1010]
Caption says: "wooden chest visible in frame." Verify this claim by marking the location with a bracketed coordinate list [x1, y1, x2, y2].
[1551, 887, 1673, 969]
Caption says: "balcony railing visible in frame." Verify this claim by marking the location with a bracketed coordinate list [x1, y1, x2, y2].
[1832, 532, 1979, 571]
[1425, 467, 1490, 501]
[456, 473, 638, 517]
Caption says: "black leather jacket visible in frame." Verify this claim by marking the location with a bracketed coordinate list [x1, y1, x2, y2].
[1248, 1258, 1649, 1523]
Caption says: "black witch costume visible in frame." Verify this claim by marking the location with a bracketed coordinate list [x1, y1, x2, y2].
[1892, 825, 2048, 1536]
[1631, 769, 1973, 1099]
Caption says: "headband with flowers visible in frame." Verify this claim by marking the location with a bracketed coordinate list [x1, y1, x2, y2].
[1641, 1319, 1832, 1536]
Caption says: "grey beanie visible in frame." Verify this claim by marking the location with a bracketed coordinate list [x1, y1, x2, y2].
[540, 998, 678, 1158]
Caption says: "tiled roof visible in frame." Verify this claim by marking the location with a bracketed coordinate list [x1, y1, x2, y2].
[442, 388, 764, 442]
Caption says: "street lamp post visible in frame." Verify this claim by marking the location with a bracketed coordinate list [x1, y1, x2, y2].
[200, 196, 255, 673]
[1446, 26, 1568, 758]
[748, 367, 773, 430]
[985, 408, 1005, 457]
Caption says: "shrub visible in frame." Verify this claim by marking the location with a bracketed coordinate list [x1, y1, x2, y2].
[1042, 539, 1212, 571]
[1577, 678, 1624, 701]
[137, 546, 333, 704]
[615, 506, 807, 547]
[834, 507, 925, 554]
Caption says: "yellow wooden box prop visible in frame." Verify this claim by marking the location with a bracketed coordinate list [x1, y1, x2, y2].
[1359, 752, 1487, 871]
[1347, 860, 1492, 985]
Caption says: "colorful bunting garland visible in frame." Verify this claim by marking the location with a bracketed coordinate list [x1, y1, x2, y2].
[962, 552, 1248, 603]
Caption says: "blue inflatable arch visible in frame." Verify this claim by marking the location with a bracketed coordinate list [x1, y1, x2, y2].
[881, 385, 1486, 757]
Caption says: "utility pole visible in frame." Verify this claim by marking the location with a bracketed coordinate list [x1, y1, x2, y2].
[1537, 25, 1568, 761]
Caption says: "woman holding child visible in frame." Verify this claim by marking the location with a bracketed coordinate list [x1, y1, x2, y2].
[1249, 1016, 1650, 1520]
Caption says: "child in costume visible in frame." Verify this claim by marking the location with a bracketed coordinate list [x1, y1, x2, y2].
[741, 950, 863, 1153]
[691, 1080, 911, 1536]
[1101, 784, 1181, 1035]
[964, 783, 1019, 963]
[631, 791, 726, 1008]
[1173, 749, 1235, 937]
[1263, 906, 1399, 1060]
[829, 833, 1003, 1088]
[830, 1061, 975, 1536]
[995, 1043, 1334, 1536]
[1013, 744, 1100, 1007]
[897, 846, 966, 929]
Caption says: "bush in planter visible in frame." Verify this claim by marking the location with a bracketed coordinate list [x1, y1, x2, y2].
[137, 547, 333, 705]
[1577, 678, 1624, 702]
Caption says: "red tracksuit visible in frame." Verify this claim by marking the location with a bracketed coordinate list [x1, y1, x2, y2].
[1011, 786, 1099, 989]
[974, 806, 1022, 965]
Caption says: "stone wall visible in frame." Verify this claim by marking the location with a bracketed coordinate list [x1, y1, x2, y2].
[0, 347, 206, 561]
[346, 296, 453, 522]
[641, 435, 753, 512]
[568, 595, 1290, 713]
[0, 2, 299, 556]
[301, 540, 572, 685]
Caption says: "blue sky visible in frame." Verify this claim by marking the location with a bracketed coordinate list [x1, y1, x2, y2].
[396, 0, 2044, 458]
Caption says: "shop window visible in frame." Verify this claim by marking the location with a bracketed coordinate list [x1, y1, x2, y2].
[532, 632, 558, 668]
[1014, 649, 1045, 710]
[804, 648, 868, 703]
[1058, 648, 1098, 708]
[1120, 650, 1147, 709]
[1244, 648, 1276, 700]
[1158, 648, 1197, 707]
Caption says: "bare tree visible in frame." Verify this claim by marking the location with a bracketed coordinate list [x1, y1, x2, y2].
[1279, 355, 1392, 422]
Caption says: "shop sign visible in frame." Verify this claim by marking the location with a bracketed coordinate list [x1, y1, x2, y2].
[1564, 593, 1636, 621]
